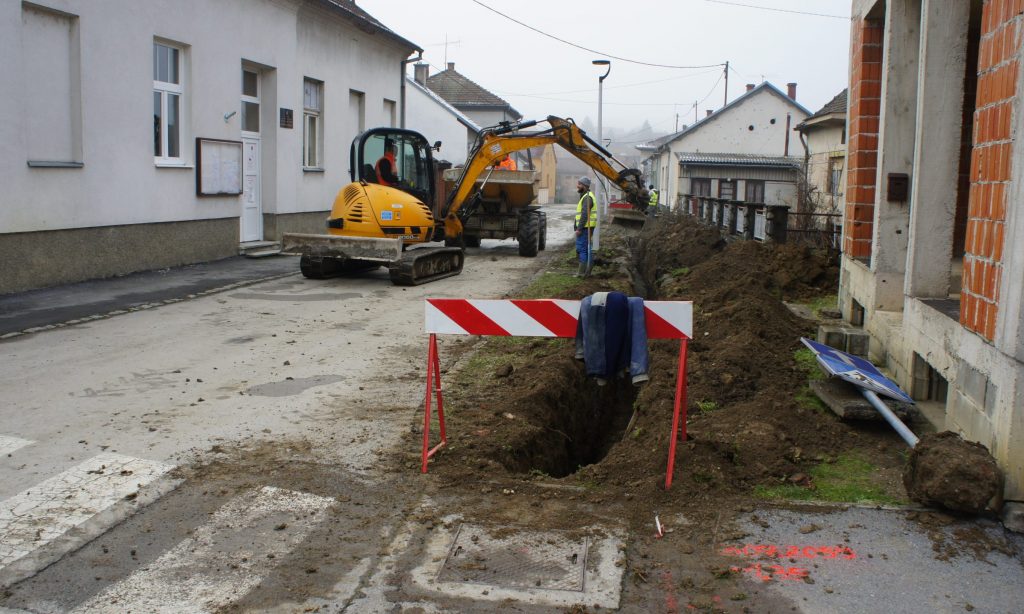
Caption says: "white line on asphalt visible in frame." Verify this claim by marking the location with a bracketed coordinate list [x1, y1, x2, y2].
[0, 453, 177, 588]
[0, 436, 32, 456]
[74, 486, 335, 613]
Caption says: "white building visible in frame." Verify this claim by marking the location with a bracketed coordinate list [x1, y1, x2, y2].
[0, 0, 420, 294]
[405, 73, 480, 166]
[638, 82, 811, 208]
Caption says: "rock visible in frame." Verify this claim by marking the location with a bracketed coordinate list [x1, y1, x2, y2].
[798, 523, 821, 534]
[903, 431, 1002, 514]
[788, 473, 812, 486]
[495, 364, 514, 378]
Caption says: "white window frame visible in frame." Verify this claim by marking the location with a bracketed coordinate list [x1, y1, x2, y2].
[153, 41, 185, 165]
[240, 67, 261, 135]
[303, 78, 324, 169]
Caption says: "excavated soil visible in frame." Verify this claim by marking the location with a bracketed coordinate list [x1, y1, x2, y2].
[904, 431, 1003, 513]
[413, 214, 913, 526]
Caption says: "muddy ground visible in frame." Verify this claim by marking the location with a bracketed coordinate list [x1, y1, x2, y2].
[400, 213, 998, 610]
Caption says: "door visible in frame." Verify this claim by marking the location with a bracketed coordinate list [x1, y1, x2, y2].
[240, 67, 262, 242]
[241, 138, 261, 241]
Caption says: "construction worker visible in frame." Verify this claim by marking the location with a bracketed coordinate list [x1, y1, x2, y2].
[574, 176, 597, 277]
[648, 184, 659, 214]
[375, 138, 399, 187]
[496, 154, 517, 171]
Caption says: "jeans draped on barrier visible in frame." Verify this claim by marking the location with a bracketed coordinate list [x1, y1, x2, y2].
[574, 291, 650, 384]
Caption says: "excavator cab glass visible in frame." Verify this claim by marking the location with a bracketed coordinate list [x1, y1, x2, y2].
[349, 128, 435, 205]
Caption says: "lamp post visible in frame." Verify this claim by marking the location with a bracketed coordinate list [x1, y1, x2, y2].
[592, 59, 610, 249]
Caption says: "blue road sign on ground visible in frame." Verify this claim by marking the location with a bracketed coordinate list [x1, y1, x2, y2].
[800, 338, 914, 404]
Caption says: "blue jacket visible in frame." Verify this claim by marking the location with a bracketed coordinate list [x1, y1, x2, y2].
[574, 292, 650, 384]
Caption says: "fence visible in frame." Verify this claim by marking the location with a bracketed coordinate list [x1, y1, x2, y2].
[678, 194, 842, 248]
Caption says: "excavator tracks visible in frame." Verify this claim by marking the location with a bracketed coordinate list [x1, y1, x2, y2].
[388, 247, 465, 286]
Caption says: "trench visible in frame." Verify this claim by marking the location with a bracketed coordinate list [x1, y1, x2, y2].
[501, 363, 639, 478]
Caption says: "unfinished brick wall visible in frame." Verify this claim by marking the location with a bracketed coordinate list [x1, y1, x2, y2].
[844, 18, 883, 259]
[962, 0, 1020, 340]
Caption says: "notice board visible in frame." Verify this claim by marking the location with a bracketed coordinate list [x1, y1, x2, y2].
[196, 138, 243, 196]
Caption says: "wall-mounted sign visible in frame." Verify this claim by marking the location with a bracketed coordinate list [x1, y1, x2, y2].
[280, 108, 293, 129]
[195, 138, 243, 196]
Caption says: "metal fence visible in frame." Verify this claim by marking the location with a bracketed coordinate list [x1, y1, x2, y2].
[677, 194, 841, 249]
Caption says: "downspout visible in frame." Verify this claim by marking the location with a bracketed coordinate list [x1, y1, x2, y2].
[798, 127, 810, 220]
[400, 50, 423, 129]
[784, 112, 792, 156]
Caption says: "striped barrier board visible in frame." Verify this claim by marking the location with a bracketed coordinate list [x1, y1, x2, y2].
[425, 299, 692, 339]
[421, 298, 694, 489]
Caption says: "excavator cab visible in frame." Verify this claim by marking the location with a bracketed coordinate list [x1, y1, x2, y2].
[349, 128, 435, 207]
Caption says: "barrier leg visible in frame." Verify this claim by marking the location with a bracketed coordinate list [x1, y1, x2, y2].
[421, 333, 436, 473]
[665, 337, 689, 489]
[421, 333, 447, 473]
[433, 337, 447, 444]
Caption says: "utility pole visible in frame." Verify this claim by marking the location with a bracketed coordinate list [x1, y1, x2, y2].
[675, 113, 679, 132]
[723, 61, 729, 107]
[694, 102, 698, 123]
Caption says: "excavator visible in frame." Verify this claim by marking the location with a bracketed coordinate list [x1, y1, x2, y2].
[281, 115, 649, 285]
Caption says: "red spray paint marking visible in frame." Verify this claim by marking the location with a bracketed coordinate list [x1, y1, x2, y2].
[659, 569, 679, 614]
[721, 544, 857, 560]
[721, 543, 858, 583]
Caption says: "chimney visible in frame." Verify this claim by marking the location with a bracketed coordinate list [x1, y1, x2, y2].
[787, 82, 797, 100]
[706, 109, 713, 117]
[746, 83, 755, 92]
[447, 62, 455, 72]
[414, 62, 429, 85]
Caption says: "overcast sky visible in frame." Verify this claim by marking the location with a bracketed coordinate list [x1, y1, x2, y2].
[359, 0, 851, 144]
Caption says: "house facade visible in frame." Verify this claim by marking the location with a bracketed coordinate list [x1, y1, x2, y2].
[1, 0, 419, 294]
[843, 0, 1024, 518]
[405, 75, 480, 166]
[638, 82, 810, 209]
[424, 62, 522, 131]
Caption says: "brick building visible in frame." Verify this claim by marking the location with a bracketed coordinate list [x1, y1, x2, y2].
[842, 0, 1024, 522]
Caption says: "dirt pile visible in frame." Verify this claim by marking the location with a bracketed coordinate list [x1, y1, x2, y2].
[904, 431, 1003, 513]
[425, 213, 886, 523]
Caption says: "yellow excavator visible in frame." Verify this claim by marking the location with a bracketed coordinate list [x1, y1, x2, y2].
[281, 115, 648, 285]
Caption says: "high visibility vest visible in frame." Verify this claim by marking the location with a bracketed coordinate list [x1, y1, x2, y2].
[649, 190, 659, 208]
[375, 152, 396, 186]
[576, 191, 597, 228]
[498, 156, 517, 170]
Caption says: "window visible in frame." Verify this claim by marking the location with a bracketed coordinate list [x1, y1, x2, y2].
[23, 3, 81, 165]
[691, 178, 711, 196]
[744, 180, 765, 203]
[827, 158, 845, 196]
[303, 78, 323, 168]
[241, 68, 259, 133]
[719, 180, 736, 200]
[153, 41, 184, 162]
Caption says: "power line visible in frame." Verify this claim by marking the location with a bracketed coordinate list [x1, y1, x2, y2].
[703, 0, 848, 20]
[494, 68, 723, 97]
[469, 0, 726, 69]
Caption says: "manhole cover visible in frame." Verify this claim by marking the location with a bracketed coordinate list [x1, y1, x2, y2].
[437, 523, 588, 591]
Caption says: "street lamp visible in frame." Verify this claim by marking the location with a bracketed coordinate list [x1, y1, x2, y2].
[592, 59, 610, 248]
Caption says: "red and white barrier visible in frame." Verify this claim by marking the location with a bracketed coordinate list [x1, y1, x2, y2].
[421, 298, 694, 488]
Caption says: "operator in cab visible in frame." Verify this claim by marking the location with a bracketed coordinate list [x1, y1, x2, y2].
[574, 176, 597, 278]
[375, 138, 400, 187]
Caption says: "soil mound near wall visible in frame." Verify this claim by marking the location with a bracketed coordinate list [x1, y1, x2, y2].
[904, 431, 1003, 513]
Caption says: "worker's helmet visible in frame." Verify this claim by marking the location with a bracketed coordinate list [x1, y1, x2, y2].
[578, 176, 591, 188]
[649, 184, 655, 190]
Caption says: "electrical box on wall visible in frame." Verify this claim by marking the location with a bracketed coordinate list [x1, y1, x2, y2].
[887, 172, 909, 202]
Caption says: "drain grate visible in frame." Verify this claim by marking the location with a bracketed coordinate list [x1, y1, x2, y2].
[437, 523, 589, 592]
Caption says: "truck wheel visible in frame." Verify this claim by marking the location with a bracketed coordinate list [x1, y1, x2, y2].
[538, 212, 548, 251]
[517, 211, 540, 257]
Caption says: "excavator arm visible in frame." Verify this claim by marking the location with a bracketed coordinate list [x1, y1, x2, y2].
[441, 116, 648, 238]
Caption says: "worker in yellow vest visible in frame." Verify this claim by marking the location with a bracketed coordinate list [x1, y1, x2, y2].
[648, 184, 659, 214]
[574, 177, 597, 277]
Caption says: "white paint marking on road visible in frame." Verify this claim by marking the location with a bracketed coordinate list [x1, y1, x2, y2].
[0, 436, 32, 456]
[75, 486, 335, 613]
[0, 452, 176, 586]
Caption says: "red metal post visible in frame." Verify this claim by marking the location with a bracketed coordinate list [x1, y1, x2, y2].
[433, 336, 447, 444]
[421, 333, 436, 473]
[665, 337, 689, 489]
